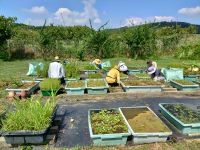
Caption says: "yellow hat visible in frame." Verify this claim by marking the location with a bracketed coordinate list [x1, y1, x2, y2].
[94, 59, 101, 65]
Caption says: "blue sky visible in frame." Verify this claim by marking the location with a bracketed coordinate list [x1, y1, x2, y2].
[0, 0, 200, 28]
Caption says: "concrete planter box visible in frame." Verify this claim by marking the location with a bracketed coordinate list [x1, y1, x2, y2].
[65, 81, 86, 95]
[170, 80, 199, 91]
[2, 106, 57, 145]
[86, 79, 109, 94]
[159, 103, 200, 135]
[121, 81, 161, 93]
[6, 81, 39, 96]
[119, 106, 172, 144]
[88, 109, 131, 146]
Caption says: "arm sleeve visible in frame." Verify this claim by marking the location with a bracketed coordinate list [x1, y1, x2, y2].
[147, 67, 156, 75]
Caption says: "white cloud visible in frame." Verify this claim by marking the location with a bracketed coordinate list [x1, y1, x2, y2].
[154, 16, 175, 22]
[124, 17, 144, 26]
[24, 6, 48, 15]
[123, 16, 175, 27]
[53, 0, 101, 26]
[178, 6, 200, 15]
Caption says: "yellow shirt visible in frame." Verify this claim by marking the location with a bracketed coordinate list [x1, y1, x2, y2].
[106, 66, 120, 84]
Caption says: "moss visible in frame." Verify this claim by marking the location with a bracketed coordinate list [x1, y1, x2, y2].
[121, 108, 170, 133]
[173, 80, 196, 85]
[66, 81, 85, 88]
[87, 79, 106, 87]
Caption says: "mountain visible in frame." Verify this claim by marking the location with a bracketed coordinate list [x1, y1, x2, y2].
[106, 21, 200, 34]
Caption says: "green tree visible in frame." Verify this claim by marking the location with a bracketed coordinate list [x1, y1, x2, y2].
[0, 16, 16, 60]
[123, 24, 157, 59]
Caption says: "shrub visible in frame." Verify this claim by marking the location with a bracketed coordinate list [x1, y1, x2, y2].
[64, 61, 80, 78]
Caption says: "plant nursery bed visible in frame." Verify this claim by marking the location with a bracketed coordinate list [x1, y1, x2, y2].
[39, 79, 60, 96]
[128, 69, 144, 74]
[159, 103, 200, 135]
[65, 80, 86, 95]
[119, 106, 172, 144]
[86, 79, 109, 94]
[6, 81, 39, 96]
[88, 109, 131, 146]
[170, 80, 199, 91]
[87, 73, 103, 79]
[2, 104, 58, 145]
[184, 75, 199, 82]
[121, 79, 162, 92]
[134, 73, 150, 79]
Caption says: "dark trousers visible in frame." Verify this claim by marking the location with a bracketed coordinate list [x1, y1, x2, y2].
[60, 77, 66, 85]
[108, 82, 119, 87]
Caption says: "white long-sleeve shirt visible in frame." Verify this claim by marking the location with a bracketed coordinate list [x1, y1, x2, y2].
[48, 61, 65, 78]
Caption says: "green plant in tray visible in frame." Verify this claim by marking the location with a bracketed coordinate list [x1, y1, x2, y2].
[65, 62, 80, 78]
[83, 64, 97, 70]
[135, 73, 150, 78]
[39, 78, 60, 90]
[88, 73, 102, 79]
[173, 80, 196, 85]
[66, 81, 85, 88]
[2, 96, 56, 131]
[122, 79, 161, 86]
[87, 79, 106, 87]
[91, 109, 128, 134]
[163, 104, 200, 124]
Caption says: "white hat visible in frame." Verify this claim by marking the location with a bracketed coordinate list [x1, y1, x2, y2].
[118, 62, 128, 72]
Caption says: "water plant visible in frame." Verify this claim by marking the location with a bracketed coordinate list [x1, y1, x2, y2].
[163, 104, 200, 124]
[87, 79, 106, 87]
[66, 80, 85, 88]
[2, 96, 56, 131]
[39, 78, 60, 90]
[91, 109, 128, 134]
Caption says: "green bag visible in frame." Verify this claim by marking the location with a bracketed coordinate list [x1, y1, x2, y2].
[101, 61, 111, 69]
[161, 68, 183, 81]
[26, 62, 44, 76]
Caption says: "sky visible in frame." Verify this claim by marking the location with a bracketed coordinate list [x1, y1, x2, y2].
[0, 0, 200, 28]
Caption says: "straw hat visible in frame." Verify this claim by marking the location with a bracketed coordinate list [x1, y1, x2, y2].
[54, 56, 60, 61]
[94, 59, 101, 65]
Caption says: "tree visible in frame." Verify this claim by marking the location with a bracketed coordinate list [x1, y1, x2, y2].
[0, 16, 16, 60]
[123, 24, 157, 59]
